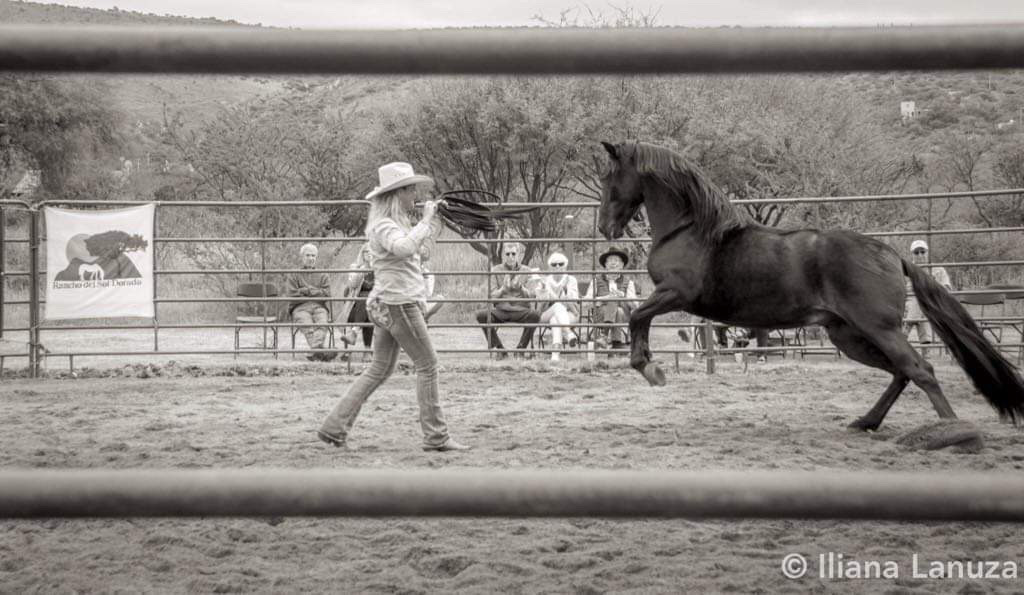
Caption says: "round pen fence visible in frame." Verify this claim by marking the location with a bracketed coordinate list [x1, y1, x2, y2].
[2, 189, 1024, 377]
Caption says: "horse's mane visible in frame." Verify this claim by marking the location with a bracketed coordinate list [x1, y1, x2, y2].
[631, 142, 749, 245]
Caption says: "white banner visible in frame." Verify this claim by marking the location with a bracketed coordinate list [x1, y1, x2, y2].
[44, 204, 155, 320]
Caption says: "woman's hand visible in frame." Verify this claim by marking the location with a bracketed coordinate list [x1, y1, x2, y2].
[422, 200, 440, 221]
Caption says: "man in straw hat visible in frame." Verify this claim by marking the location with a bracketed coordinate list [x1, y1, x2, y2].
[319, 162, 470, 452]
[583, 247, 639, 351]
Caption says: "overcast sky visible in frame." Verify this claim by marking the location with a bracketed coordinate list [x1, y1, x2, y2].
[30, 0, 1024, 29]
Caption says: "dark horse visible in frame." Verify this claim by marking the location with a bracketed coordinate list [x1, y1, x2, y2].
[598, 141, 1024, 430]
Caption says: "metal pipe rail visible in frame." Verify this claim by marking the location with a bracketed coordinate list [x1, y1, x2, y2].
[5, 25, 1024, 75]
[2, 469, 1024, 521]
[28, 188, 1024, 207]
[6, 260, 1024, 278]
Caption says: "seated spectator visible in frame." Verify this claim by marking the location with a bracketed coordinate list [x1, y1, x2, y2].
[474, 242, 542, 358]
[286, 243, 337, 362]
[538, 251, 579, 361]
[583, 247, 639, 350]
[342, 243, 375, 351]
[904, 239, 953, 345]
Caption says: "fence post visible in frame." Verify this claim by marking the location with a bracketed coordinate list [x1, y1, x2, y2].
[703, 319, 715, 375]
[0, 205, 5, 341]
[590, 205, 599, 349]
[28, 208, 40, 378]
[152, 203, 159, 352]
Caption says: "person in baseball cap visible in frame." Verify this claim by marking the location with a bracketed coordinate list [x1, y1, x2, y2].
[905, 239, 953, 347]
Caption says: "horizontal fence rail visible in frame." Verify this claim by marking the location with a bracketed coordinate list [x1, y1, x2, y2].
[5, 25, 1024, 75]
[2, 469, 1024, 521]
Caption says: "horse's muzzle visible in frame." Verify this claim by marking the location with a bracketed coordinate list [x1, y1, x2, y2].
[599, 223, 623, 240]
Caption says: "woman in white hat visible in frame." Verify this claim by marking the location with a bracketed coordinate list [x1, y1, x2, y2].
[538, 251, 579, 361]
[318, 162, 470, 452]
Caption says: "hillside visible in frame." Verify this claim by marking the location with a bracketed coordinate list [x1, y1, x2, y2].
[0, 0, 254, 26]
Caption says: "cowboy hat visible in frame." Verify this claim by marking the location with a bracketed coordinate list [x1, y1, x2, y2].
[598, 247, 629, 268]
[365, 162, 433, 199]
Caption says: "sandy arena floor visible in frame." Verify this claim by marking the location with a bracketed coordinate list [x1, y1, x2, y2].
[2, 357, 1024, 593]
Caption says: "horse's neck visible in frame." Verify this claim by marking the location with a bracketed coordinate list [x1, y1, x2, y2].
[644, 184, 694, 246]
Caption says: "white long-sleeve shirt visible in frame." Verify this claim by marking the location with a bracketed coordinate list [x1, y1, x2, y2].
[367, 216, 442, 306]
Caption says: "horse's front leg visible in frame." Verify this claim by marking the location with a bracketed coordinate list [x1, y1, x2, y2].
[629, 286, 682, 387]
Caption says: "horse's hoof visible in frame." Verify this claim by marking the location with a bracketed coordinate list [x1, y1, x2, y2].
[641, 363, 667, 387]
[847, 417, 880, 432]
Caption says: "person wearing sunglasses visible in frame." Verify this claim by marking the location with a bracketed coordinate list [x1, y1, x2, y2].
[474, 242, 542, 358]
[904, 240, 953, 346]
[538, 251, 580, 361]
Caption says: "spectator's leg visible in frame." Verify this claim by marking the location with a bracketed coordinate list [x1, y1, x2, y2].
[598, 301, 617, 342]
[905, 297, 929, 345]
[312, 304, 330, 349]
[348, 297, 370, 347]
[541, 304, 561, 346]
[319, 320, 401, 440]
[611, 306, 627, 344]
[516, 309, 543, 350]
[715, 325, 729, 347]
[753, 328, 770, 361]
[293, 303, 318, 349]
[475, 308, 505, 349]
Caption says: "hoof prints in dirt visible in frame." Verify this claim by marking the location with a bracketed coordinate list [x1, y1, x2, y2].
[404, 546, 476, 579]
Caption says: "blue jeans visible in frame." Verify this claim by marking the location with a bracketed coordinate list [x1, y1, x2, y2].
[320, 302, 449, 447]
[292, 302, 329, 348]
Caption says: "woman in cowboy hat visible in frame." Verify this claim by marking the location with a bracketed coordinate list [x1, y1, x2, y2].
[583, 247, 639, 350]
[318, 162, 470, 452]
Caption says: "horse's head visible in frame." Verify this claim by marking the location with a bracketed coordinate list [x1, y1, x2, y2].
[598, 141, 644, 240]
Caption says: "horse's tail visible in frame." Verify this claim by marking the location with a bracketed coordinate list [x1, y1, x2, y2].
[904, 258, 1024, 423]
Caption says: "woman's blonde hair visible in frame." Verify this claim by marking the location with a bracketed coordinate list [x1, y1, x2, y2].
[366, 185, 414, 233]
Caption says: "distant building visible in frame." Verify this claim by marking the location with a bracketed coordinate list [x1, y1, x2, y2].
[11, 169, 40, 198]
[900, 101, 918, 121]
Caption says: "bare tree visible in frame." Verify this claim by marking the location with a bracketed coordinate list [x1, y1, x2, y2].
[934, 131, 995, 226]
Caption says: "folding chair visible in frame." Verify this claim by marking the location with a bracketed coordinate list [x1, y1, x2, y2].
[233, 282, 280, 358]
[983, 284, 1024, 364]
[957, 290, 1006, 343]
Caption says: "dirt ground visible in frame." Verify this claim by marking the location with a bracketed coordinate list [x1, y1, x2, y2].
[2, 357, 1024, 594]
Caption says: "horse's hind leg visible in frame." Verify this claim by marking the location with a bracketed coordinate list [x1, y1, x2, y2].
[851, 376, 910, 431]
[826, 320, 910, 430]
[868, 329, 957, 420]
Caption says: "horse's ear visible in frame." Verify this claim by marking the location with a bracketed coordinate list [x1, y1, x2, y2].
[601, 141, 618, 160]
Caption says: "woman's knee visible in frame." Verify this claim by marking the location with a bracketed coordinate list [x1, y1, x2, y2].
[413, 350, 438, 377]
